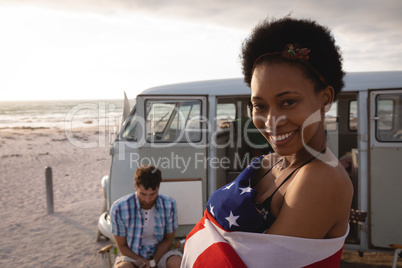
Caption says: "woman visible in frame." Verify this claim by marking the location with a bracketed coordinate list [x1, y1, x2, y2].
[182, 17, 353, 267]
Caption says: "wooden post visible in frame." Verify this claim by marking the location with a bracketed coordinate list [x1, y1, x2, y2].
[45, 167, 54, 214]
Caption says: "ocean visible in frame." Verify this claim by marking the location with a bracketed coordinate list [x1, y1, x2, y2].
[0, 98, 341, 131]
[0, 99, 135, 130]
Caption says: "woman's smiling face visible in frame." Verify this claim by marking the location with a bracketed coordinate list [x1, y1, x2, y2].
[251, 62, 330, 156]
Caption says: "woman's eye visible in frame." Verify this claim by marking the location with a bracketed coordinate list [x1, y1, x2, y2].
[282, 99, 296, 107]
[253, 104, 264, 110]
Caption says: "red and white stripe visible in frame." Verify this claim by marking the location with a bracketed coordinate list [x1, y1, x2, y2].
[181, 210, 348, 268]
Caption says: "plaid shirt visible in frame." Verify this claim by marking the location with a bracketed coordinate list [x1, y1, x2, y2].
[111, 193, 178, 258]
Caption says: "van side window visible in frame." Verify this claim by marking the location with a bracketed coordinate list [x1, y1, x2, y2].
[216, 103, 236, 129]
[376, 93, 402, 142]
[146, 100, 202, 143]
[325, 101, 338, 131]
[349, 100, 358, 131]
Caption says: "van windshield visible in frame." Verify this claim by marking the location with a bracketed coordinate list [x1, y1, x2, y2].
[146, 100, 202, 143]
[120, 104, 139, 141]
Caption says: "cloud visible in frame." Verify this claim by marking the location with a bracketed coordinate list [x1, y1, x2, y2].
[1, 0, 401, 74]
[1, 0, 401, 101]
[3, 0, 401, 28]
[4, 0, 402, 42]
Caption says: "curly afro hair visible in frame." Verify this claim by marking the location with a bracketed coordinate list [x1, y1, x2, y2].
[240, 17, 344, 99]
[135, 165, 162, 190]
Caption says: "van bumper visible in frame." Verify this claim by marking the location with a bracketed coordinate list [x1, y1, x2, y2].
[98, 212, 113, 240]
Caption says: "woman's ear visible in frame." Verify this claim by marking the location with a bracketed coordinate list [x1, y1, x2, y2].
[322, 86, 335, 113]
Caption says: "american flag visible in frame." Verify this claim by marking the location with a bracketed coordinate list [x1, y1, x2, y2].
[205, 156, 268, 233]
[181, 157, 348, 267]
[181, 210, 347, 267]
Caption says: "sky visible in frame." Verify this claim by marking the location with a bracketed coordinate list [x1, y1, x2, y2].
[0, 0, 401, 101]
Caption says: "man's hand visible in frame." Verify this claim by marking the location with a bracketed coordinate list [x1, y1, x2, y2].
[142, 259, 151, 268]
[114, 235, 148, 265]
[153, 231, 175, 264]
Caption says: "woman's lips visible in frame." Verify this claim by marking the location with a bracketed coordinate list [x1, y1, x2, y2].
[267, 130, 296, 145]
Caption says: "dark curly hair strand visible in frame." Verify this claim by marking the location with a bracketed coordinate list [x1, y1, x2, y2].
[240, 17, 344, 99]
[135, 165, 162, 190]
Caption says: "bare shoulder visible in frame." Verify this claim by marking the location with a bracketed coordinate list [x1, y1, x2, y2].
[267, 159, 353, 238]
[297, 159, 353, 194]
[288, 159, 353, 209]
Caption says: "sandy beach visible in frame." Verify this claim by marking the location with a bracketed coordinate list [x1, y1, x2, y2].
[0, 127, 110, 267]
[0, 126, 400, 267]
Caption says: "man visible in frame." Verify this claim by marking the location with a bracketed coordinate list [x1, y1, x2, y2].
[111, 165, 182, 268]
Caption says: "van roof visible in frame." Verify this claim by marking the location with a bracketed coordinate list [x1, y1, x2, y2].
[139, 71, 402, 96]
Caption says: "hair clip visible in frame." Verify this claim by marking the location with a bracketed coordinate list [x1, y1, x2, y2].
[253, 43, 311, 67]
[253, 43, 328, 86]
[281, 44, 310, 63]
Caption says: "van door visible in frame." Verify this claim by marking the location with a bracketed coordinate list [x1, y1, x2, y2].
[329, 93, 361, 244]
[136, 95, 208, 236]
[369, 89, 402, 248]
[213, 96, 271, 187]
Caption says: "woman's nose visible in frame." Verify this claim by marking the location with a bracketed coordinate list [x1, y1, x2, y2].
[265, 114, 286, 131]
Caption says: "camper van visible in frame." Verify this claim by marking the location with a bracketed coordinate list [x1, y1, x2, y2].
[98, 71, 402, 253]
